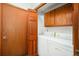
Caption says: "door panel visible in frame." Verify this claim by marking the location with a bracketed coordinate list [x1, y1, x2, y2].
[2, 4, 27, 56]
[27, 11, 37, 56]
[28, 39, 37, 56]
[28, 21, 37, 35]
[29, 12, 37, 21]
[32, 40, 37, 55]
[28, 40, 33, 55]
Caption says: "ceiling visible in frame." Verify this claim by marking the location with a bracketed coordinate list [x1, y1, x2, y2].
[38, 3, 66, 14]
[9, 3, 66, 14]
[9, 3, 40, 10]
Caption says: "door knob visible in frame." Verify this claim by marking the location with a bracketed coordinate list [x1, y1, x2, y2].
[3, 35, 7, 40]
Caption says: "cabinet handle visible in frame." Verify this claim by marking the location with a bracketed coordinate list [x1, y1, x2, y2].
[76, 49, 79, 53]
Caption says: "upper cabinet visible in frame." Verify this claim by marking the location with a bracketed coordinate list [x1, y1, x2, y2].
[50, 10, 55, 26]
[44, 4, 73, 27]
[55, 5, 67, 26]
[65, 4, 73, 25]
[44, 12, 51, 26]
[44, 11, 54, 27]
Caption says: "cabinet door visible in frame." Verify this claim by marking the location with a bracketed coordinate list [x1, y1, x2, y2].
[2, 4, 27, 56]
[55, 5, 67, 26]
[55, 4, 72, 26]
[0, 3, 2, 55]
[50, 10, 54, 26]
[65, 4, 72, 25]
[44, 12, 51, 26]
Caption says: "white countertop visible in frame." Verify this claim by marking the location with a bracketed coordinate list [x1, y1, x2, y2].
[38, 35, 73, 48]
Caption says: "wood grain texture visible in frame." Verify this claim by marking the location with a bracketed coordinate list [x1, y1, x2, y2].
[44, 4, 72, 27]
[55, 4, 72, 26]
[0, 3, 2, 56]
[55, 5, 67, 25]
[50, 10, 55, 26]
[65, 4, 73, 25]
[0, 4, 38, 56]
[44, 12, 51, 26]
[2, 4, 27, 56]
[72, 3, 79, 56]
[27, 10, 38, 56]
[78, 3, 79, 55]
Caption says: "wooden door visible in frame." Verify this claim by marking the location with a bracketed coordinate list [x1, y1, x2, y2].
[28, 21, 37, 55]
[2, 4, 27, 56]
[27, 11, 37, 56]
[0, 3, 2, 55]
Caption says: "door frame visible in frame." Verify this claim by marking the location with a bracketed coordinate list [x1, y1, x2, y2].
[72, 3, 79, 56]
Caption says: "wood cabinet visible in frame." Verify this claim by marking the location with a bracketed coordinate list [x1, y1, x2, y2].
[27, 10, 38, 56]
[55, 4, 73, 26]
[65, 4, 73, 25]
[44, 12, 51, 26]
[54, 5, 67, 25]
[44, 11, 54, 27]
[0, 3, 2, 55]
[50, 10, 55, 26]
[72, 3, 79, 56]
[44, 4, 73, 26]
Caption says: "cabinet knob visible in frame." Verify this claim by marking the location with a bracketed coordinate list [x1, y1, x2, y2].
[76, 49, 79, 53]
